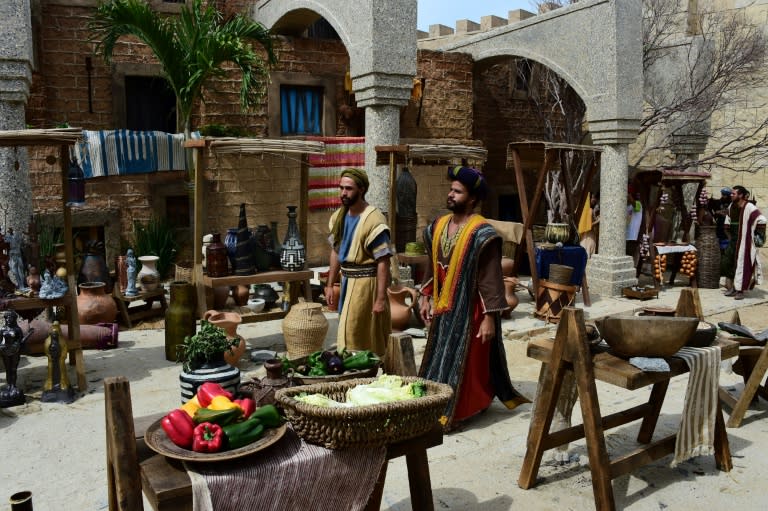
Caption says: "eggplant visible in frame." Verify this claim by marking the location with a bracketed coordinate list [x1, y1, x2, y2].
[320, 350, 337, 362]
[326, 355, 344, 374]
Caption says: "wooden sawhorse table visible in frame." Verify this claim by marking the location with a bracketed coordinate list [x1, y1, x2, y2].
[137, 422, 443, 510]
[113, 288, 168, 328]
[519, 307, 737, 511]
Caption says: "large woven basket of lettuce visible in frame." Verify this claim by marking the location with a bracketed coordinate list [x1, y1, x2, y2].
[274, 375, 453, 449]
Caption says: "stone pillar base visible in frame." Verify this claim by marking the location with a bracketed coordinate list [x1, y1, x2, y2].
[586, 254, 637, 297]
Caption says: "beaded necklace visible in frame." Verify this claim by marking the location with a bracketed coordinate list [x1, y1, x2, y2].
[440, 217, 466, 256]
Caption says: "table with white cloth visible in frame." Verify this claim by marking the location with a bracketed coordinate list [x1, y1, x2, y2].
[652, 243, 697, 287]
[518, 307, 738, 511]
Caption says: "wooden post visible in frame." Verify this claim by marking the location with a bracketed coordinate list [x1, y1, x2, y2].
[675, 287, 704, 320]
[186, 139, 207, 317]
[383, 332, 417, 376]
[104, 376, 142, 511]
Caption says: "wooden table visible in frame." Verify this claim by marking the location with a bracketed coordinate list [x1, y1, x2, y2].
[113, 288, 168, 328]
[202, 270, 312, 322]
[138, 424, 443, 511]
[518, 307, 738, 511]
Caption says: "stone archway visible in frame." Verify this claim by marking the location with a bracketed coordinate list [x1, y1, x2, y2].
[254, 0, 418, 213]
[431, 0, 643, 295]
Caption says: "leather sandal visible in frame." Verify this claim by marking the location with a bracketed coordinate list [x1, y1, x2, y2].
[735, 292, 745, 300]
[724, 289, 737, 297]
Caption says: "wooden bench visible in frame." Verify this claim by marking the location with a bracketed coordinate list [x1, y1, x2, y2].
[518, 307, 738, 511]
[113, 288, 167, 328]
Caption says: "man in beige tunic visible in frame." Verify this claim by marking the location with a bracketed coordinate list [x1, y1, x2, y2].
[325, 169, 392, 354]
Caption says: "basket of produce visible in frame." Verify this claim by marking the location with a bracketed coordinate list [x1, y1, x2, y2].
[145, 382, 287, 462]
[275, 375, 453, 449]
[622, 285, 659, 300]
[282, 349, 381, 384]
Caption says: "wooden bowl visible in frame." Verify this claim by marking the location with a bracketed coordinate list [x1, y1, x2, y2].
[687, 321, 717, 348]
[595, 315, 698, 357]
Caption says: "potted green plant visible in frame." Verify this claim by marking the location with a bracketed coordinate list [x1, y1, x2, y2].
[177, 320, 240, 371]
[177, 320, 242, 403]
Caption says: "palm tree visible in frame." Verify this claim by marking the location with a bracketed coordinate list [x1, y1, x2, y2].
[89, 0, 277, 141]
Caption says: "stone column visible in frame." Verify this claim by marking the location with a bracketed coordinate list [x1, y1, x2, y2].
[0, 0, 33, 234]
[586, 143, 637, 296]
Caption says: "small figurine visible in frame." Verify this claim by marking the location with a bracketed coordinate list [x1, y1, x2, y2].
[0, 310, 34, 407]
[6, 228, 28, 292]
[39, 269, 68, 299]
[125, 248, 138, 297]
[41, 321, 75, 404]
[26, 264, 41, 295]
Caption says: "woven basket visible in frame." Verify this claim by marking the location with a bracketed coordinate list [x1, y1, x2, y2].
[548, 264, 574, 285]
[282, 302, 329, 359]
[534, 279, 576, 323]
[695, 225, 721, 289]
[275, 377, 453, 449]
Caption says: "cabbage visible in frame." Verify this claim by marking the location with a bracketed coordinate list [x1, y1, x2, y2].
[346, 375, 427, 406]
[294, 392, 349, 408]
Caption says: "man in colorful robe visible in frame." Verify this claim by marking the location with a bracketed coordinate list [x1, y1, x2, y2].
[325, 168, 392, 354]
[725, 186, 766, 300]
[418, 166, 529, 430]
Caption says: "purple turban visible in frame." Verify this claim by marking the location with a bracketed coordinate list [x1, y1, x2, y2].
[447, 165, 488, 200]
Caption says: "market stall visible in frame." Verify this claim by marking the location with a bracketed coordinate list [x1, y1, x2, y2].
[632, 168, 711, 289]
[0, 128, 87, 392]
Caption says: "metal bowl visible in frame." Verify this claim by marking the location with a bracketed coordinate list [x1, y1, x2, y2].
[595, 315, 698, 358]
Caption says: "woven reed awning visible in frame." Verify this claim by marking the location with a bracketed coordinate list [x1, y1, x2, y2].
[375, 141, 487, 165]
[207, 137, 325, 155]
[0, 128, 83, 147]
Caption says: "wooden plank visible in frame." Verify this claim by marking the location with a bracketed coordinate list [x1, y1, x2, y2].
[609, 435, 676, 479]
[192, 145, 206, 318]
[202, 270, 313, 288]
[383, 333, 417, 376]
[725, 343, 768, 427]
[542, 403, 652, 449]
[105, 377, 142, 511]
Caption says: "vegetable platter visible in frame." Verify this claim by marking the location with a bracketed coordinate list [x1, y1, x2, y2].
[275, 375, 453, 449]
[145, 382, 287, 462]
[281, 349, 381, 384]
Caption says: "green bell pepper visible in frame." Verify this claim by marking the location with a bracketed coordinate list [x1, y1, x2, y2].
[343, 350, 380, 370]
[192, 406, 242, 426]
[248, 404, 283, 428]
[223, 417, 265, 449]
[308, 366, 328, 376]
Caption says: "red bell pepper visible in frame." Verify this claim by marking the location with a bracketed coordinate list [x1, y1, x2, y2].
[196, 382, 233, 408]
[161, 409, 195, 449]
[192, 422, 224, 453]
[234, 397, 256, 418]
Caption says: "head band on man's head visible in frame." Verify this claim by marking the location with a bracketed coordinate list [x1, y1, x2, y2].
[341, 168, 369, 193]
[447, 165, 487, 201]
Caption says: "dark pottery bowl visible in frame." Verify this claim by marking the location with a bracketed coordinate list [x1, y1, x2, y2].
[687, 321, 717, 348]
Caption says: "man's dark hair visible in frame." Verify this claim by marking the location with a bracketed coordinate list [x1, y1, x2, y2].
[733, 185, 750, 198]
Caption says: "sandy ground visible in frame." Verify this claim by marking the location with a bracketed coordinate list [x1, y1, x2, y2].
[2, 285, 768, 511]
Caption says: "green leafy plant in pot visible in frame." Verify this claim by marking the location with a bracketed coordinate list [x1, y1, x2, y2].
[177, 320, 240, 372]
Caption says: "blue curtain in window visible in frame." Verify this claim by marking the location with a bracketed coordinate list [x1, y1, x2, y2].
[281, 86, 322, 135]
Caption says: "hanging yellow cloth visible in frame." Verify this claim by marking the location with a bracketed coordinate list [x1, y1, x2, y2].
[344, 71, 353, 93]
[578, 193, 592, 234]
[410, 77, 423, 102]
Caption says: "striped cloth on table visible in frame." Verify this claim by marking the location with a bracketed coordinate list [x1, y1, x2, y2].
[74, 130, 197, 178]
[187, 427, 386, 511]
[307, 136, 365, 211]
[671, 345, 721, 467]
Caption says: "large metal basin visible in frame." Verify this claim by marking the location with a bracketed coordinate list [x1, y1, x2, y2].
[595, 315, 698, 358]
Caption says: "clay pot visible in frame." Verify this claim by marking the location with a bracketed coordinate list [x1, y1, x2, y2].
[22, 320, 119, 353]
[231, 284, 250, 306]
[115, 255, 128, 294]
[77, 282, 118, 325]
[545, 222, 570, 244]
[502, 277, 520, 319]
[387, 285, 418, 331]
[248, 358, 294, 407]
[211, 286, 230, 309]
[253, 284, 279, 309]
[203, 310, 246, 366]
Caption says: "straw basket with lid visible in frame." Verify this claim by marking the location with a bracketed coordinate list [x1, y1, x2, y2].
[282, 302, 329, 358]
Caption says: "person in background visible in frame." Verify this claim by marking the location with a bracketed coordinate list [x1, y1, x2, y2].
[579, 193, 599, 257]
[626, 190, 643, 266]
[710, 187, 732, 250]
[725, 186, 766, 300]
[325, 168, 392, 355]
[418, 166, 529, 431]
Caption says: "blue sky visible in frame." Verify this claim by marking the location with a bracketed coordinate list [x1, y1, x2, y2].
[418, 0, 535, 32]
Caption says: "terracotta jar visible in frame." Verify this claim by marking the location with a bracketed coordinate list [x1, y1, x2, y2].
[387, 285, 418, 331]
[203, 310, 246, 366]
[77, 282, 118, 325]
[206, 232, 229, 278]
[501, 257, 515, 277]
[248, 358, 294, 406]
[231, 284, 250, 306]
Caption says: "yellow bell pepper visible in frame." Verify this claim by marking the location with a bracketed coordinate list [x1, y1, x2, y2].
[208, 394, 239, 411]
[180, 395, 201, 417]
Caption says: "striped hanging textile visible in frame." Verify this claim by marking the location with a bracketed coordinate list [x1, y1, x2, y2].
[307, 136, 365, 211]
[74, 129, 198, 178]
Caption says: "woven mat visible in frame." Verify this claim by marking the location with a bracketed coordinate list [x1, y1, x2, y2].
[187, 427, 386, 511]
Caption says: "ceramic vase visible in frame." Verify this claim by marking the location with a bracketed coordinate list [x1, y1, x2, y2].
[231, 284, 250, 306]
[78, 249, 112, 293]
[115, 255, 128, 294]
[224, 227, 238, 271]
[248, 358, 294, 407]
[280, 205, 306, 271]
[203, 310, 246, 366]
[253, 284, 279, 309]
[234, 203, 255, 275]
[387, 285, 418, 331]
[205, 232, 229, 277]
[165, 282, 196, 362]
[179, 356, 240, 404]
[77, 282, 118, 325]
[137, 255, 161, 291]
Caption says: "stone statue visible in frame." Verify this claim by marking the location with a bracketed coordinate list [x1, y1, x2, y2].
[125, 248, 138, 297]
[26, 264, 41, 295]
[0, 310, 34, 407]
[39, 269, 68, 299]
[7, 228, 28, 292]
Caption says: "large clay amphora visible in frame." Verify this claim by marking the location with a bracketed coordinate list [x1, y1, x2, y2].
[387, 285, 418, 331]
[77, 282, 117, 325]
[203, 310, 246, 366]
[165, 282, 197, 362]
